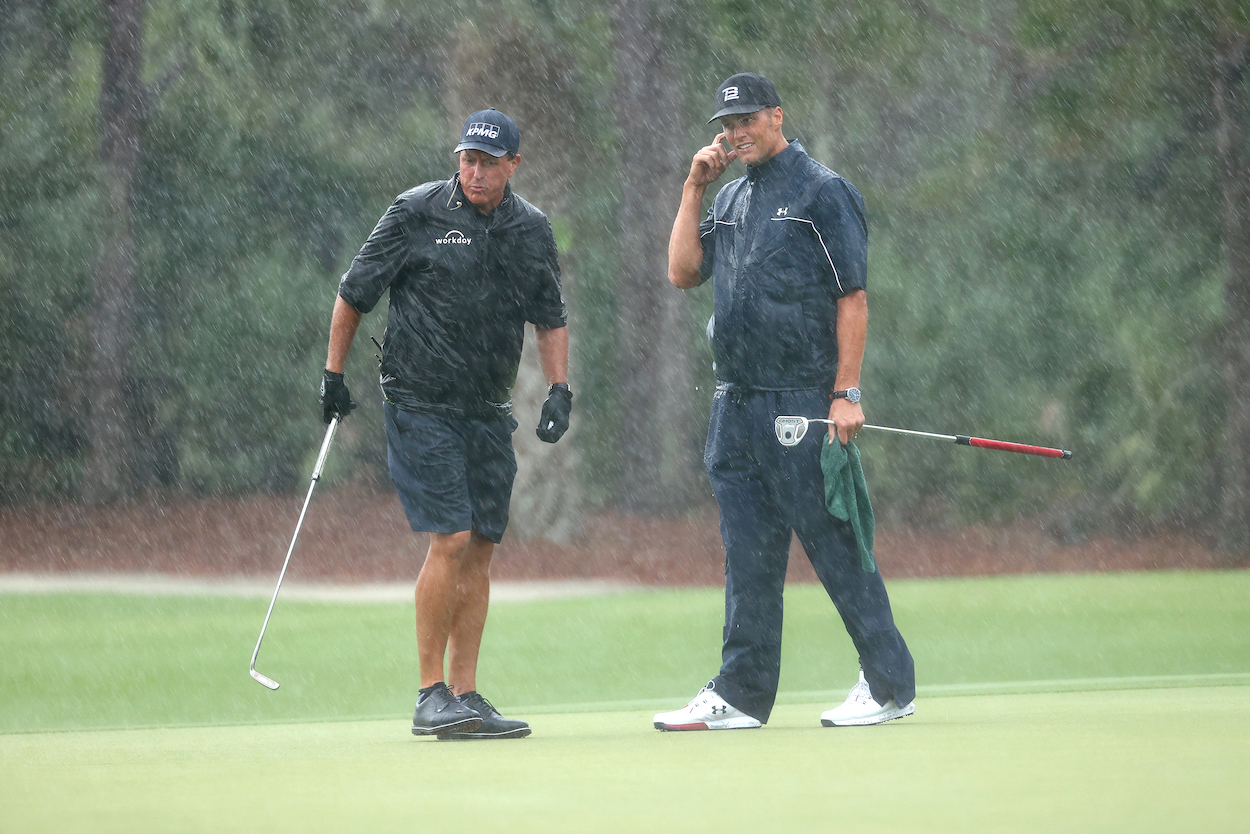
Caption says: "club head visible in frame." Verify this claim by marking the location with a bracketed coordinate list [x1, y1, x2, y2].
[250, 668, 280, 690]
[774, 416, 809, 447]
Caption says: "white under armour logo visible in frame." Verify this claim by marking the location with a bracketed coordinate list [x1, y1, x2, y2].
[776, 207, 788, 216]
[723, 86, 739, 102]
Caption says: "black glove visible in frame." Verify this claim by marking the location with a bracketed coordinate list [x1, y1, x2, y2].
[319, 370, 356, 424]
[536, 383, 572, 443]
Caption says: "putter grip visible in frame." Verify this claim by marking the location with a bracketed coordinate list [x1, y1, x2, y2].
[957, 435, 1072, 459]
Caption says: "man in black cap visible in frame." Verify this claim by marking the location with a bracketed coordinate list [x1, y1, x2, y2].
[321, 108, 572, 740]
[654, 73, 915, 731]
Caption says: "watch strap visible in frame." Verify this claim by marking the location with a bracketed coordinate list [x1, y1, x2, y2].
[832, 387, 861, 403]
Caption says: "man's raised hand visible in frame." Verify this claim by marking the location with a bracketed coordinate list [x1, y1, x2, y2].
[688, 133, 737, 187]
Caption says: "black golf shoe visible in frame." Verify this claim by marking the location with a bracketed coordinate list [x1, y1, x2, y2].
[411, 682, 483, 736]
[437, 691, 531, 740]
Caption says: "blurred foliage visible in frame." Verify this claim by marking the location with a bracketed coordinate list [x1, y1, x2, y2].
[0, 0, 1241, 537]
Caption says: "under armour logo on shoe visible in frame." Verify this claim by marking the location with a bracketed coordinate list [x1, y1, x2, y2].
[710, 705, 728, 714]
[776, 207, 788, 216]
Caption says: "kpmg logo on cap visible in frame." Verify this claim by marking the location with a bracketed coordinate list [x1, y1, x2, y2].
[454, 108, 519, 155]
[465, 122, 501, 140]
[723, 86, 739, 102]
[435, 229, 471, 245]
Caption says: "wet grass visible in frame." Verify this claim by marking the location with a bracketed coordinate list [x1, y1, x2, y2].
[1, 571, 1248, 832]
[3, 688, 1248, 833]
[1, 570, 1246, 733]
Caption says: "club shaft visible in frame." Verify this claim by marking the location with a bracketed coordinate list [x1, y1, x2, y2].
[249, 418, 339, 681]
[807, 419, 955, 442]
[863, 423, 957, 442]
[806, 418, 1071, 459]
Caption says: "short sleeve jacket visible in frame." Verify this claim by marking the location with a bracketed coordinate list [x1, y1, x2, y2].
[338, 177, 567, 416]
[699, 141, 867, 391]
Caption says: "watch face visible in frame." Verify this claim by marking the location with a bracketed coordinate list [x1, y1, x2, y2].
[847, 387, 861, 404]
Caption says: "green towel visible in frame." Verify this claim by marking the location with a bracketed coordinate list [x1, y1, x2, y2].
[821, 439, 876, 573]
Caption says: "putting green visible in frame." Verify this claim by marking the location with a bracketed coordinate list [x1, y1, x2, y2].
[3, 571, 1247, 733]
[2, 570, 1248, 831]
[3, 687, 1247, 833]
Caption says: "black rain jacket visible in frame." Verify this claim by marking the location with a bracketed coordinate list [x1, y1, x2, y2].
[699, 141, 867, 391]
[338, 175, 567, 417]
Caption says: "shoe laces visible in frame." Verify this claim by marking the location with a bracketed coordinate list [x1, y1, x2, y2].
[457, 691, 498, 718]
[419, 681, 455, 710]
[847, 677, 873, 705]
[689, 681, 716, 706]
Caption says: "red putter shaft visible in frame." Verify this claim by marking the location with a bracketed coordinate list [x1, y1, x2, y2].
[804, 420, 1073, 460]
[956, 435, 1072, 459]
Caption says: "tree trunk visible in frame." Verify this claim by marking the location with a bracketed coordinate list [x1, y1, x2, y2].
[1214, 23, 1250, 554]
[610, 0, 699, 515]
[83, 0, 146, 503]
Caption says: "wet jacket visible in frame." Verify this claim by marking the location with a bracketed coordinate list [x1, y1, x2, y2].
[699, 140, 867, 391]
[338, 175, 567, 417]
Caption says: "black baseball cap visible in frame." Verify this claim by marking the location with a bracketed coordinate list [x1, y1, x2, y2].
[708, 72, 782, 123]
[453, 108, 520, 157]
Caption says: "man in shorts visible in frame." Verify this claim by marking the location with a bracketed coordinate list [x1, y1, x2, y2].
[320, 108, 571, 740]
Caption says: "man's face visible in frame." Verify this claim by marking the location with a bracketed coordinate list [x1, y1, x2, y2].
[458, 149, 521, 213]
[719, 107, 786, 167]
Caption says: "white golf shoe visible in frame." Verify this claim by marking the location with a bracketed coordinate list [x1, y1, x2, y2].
[653, 682, 762, 731]
[820, 671, 915, 726]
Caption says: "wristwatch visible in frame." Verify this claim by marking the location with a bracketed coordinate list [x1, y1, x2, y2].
[832, 387, 861, 404]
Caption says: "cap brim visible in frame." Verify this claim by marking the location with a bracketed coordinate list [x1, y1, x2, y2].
[453, 141, 508, 157]
[708, 104, 770, 123]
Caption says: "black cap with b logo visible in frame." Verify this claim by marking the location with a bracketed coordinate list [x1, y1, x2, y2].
[708, 72, 782, 123]
[453, 108, 520, 157]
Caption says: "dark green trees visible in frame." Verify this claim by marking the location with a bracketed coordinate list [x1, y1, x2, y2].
[2, 0, 1247, 552]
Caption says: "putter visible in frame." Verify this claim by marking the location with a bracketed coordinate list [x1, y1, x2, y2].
[249, 416, 340, 689]
[774, 415, 1072, 459]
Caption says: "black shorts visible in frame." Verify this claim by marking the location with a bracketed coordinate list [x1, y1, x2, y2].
[383, 402, 518, 543]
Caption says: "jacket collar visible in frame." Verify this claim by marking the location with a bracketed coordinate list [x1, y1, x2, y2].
[447, 173, 513, 216]
[747, 139, 803, 183]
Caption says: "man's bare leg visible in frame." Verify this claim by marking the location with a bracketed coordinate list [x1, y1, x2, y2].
[446, 531, 494, 694]
[435, 530, 529, 738]
[416, 530, 473, 688]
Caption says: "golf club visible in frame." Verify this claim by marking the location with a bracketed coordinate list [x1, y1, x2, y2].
[249, 416, 340, 689]
[774, 415, 1072, 459]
